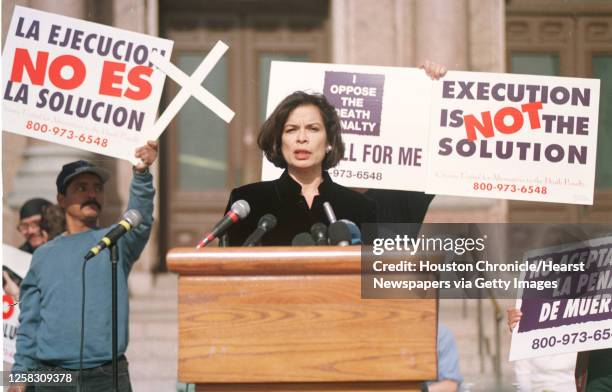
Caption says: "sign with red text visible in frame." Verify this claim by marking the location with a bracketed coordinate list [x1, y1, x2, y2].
[425, 71, 600, 205]
[509, 236, 612, 361]
[2, 245, 32, 364]
[1, 6, 173, 164]
[262, 61, 432, 191]
[4, 292, 20, 364]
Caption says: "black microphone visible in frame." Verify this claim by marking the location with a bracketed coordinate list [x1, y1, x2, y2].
[242, 214, 277, 246]
[328, 221, 351, 246]
[323, 202, 337, 224]
[292, 232, 316, 246]
[196, 200, 250, 248]
[84, 210, 143, 260]
[310, 223, 328, 245]
[339, 219, 362, 245]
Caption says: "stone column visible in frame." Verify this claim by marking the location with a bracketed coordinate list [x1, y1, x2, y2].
[469, 0, 505, 73]
[316, 0, 507, 225]
[4, 0, 94, 247]
[331, 0, 417, 67]
[414, 0, 507, 222]
[29, 0, 86, 16]
[415, 0, 469, 70]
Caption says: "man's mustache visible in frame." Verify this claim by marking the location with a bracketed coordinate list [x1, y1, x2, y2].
[81, 200, 102, 210]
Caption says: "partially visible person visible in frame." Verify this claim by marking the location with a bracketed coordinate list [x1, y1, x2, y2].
[4, 202, 67, 302]
[17, 198, 52, 254]
[507, 226, 612, 392]
[40, 203, 66, 239]
[575, 348, 612, 391]
[224, 91, 377, 245]
[508, 308, 576, 392]
[423, 324, 463, 392]
[10, 140, 158, 392]
[224, 61, 447, 246]
[3, 245, 33, 374]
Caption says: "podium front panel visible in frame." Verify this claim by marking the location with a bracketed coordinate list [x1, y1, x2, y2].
[177, 274, 436, 383]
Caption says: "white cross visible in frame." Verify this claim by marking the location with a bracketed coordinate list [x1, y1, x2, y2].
[149, 41, 235, 140]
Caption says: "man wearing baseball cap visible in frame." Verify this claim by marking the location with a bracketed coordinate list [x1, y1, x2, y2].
[11, 141, 158, 392]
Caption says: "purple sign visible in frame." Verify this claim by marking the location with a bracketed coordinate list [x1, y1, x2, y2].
[323, 71, 384, 136]
[518, 242, 612, 333]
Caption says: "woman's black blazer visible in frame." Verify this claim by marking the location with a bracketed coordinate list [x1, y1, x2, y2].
[224, 170, 378, 246]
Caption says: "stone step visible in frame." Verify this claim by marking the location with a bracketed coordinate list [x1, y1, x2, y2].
[130, 321, 177, 340]
[127, 338, 177, 358]
[128, 357, 175, 371]
[132, 379, 179, 392]
[438, 298, 517, 388]
[127, 274, 179, 391]
[130, 312, 177, 324]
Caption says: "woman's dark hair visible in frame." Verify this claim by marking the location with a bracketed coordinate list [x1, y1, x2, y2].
[258, 91, 345, 170]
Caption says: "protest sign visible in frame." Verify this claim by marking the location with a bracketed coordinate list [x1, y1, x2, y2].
[4, 293, 20, 364]
[262, 61, 433, 191]
[2, 6, 173, 164]
[426, 71, 600, 205]
[2, 245, 32, 364]
[148, 42, 234, 140]
[509, 236, 612, 361]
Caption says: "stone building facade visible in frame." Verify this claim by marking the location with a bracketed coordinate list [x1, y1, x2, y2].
[2, 0, 610, 286]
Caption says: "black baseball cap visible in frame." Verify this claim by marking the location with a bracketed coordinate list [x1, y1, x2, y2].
[56, 160, 109, 194]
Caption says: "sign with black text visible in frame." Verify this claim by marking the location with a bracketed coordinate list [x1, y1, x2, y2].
[263, 61, 432, 191]
[509, 236, 612, 361]
[426, 71, 600, 205]
[2, 6, 174, 164]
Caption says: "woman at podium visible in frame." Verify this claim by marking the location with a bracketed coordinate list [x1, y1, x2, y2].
[223, 91, 377, 246]
[222, 62, 447, 246]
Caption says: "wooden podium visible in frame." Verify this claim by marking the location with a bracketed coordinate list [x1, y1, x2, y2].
[167, 246, 437, 392]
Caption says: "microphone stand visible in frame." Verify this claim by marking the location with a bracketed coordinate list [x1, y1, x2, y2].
[219, 234, 229, 248]
[110, 244, 119, 392]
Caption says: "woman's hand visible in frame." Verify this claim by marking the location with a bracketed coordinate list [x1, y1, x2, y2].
[507, 307, 523, 332]
[420, 60, 448, 80]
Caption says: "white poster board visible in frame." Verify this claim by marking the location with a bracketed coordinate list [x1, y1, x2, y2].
[509, 236, 612, 361]
[263, 61, 433, 191]
[426, 71, 600, 205]
[2, 245, 33, 364]
[2, 6, 174, 164]
[265, 64, 600, 204]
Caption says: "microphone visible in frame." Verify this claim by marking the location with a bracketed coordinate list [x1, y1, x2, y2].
[323, 202, 337, 224]
[328, 221, 351, 246]
[292, 232, 316, 246]
[242, 214, 277, 246]
[196, 200, 250, 248]
[310, 223, 328, 245]
[339, 219, 362, 245]
[84, 209, 143, 260]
